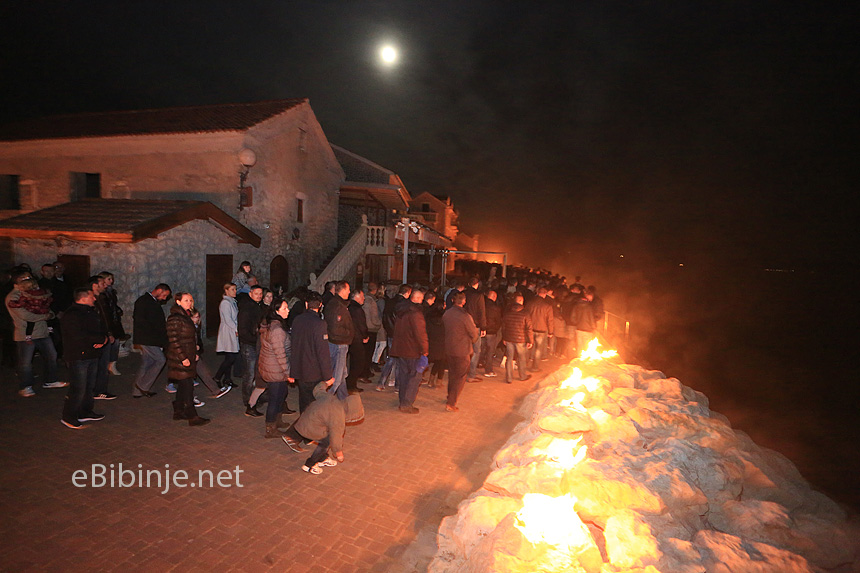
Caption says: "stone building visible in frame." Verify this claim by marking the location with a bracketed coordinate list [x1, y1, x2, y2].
[0, 99, 343, 335]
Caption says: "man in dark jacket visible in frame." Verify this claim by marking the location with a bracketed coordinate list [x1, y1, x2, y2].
[237, 285, 264, 408]
[463, 277, 486, 381]
[389, 289, 428, 413]
[572, 291, 597, 354]
[88, 276, 116, 401]
[345, 289, 369, 394]
[587, 286, 605, 331]
[132, 283, 171, 398]
[525, 286, 555, 372]
[480, 289, 503, 377]
[323, 281, 354, 400]
[291, 293, 334, 413]
[501, 294, 533, 384]
[442, 291, 479, 412]
[377, 284, 411, 389]
[60, 288, 108, 429]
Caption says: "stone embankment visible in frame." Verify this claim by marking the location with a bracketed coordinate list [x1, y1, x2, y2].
[429, 346, 858, 572]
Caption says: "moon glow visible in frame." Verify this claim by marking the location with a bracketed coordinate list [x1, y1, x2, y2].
[380, 45, 398, 65]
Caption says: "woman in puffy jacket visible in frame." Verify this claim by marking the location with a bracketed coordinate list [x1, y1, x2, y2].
[255, 298, 294, 438]
[214, 283, 239, 387]
[165, 292, 209, 426]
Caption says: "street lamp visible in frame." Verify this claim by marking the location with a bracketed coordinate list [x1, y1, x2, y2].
[237, 148, 257, 210]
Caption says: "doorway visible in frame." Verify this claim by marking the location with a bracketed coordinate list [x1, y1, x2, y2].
[269, 255, 289, 295]
[205, 254, 233, 337]
[56, 254, 90, 289]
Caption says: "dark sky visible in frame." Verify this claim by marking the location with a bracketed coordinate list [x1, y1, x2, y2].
[1, 1, 857, 275]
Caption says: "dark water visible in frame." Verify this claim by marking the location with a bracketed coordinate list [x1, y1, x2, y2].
[604, 265, 860, 513]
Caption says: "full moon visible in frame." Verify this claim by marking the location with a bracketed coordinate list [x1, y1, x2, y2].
[380, 45, 398, 65]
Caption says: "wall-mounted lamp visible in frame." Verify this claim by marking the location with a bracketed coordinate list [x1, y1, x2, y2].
[237, 148, 257, 210]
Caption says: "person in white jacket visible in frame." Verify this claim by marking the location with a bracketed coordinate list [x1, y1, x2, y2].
[213, 283, 239, 386]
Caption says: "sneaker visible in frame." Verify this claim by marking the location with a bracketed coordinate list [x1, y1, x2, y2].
[317, 457, 338, 467]
[165, 383, 177, 394]
[212, 386, 232, 399]
[194, 397, 205, 407]
[446, 405, 460, 412]
[282, 434, 307, 453]
[18, 386, 36, 397]
[301, 464, 322, 475]
[108, 363, 121, 375]
[193, 380, 199, 386]
[61, 418, 83, 429]
[374, 386, 385, 392]
[43, 381, 69, 389]
[78, 412, 105, 422]
[484, 372, 497, 378]
[93, 393, 117, 400]
[244, 405, 263, 417]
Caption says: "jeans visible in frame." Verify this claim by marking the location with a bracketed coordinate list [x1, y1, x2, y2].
[328, 342, 349, 400]
[504, 341, 529, 382]
[265, 381, 288, 423]
[16, 337, 58, 389]
[575, 330, 595, 356]
[530, 332, 547, 370]
[286, 426, 331, 468]
[63, 357, 98, 422]
[371, 339, 387, 363]
[468, 336, 482, 378]
[446, 355, 470, 407]
[240, 343, 258, 406]
[395, 356, 423, 408]
[134, 345, 165, 395]
[480, 332, 498, 374]
[93, 339, 111, 395]
[377, 357, 395, 389]
[108, 337, 121, 362]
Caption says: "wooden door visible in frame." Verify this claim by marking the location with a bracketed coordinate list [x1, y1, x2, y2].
[56, 254, 90, 289]
[205, 254, 233, 337]
[269, 255, 289, 295]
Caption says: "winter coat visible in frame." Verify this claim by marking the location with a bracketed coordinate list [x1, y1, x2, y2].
[324, 296, 354, 345]
[484, 296, 503, 335]
[442, 305, 480, 358]
[5, 289, 52, 341]
[216, 295, 239, 353]
[502, 303, 534, 345]
[49, 277, 72, 314]
[381, 295, 405, 339]
[389, 301, 428, 358]
[133, 292, 168, 347]
[101, 286, 126, 338]
[464, 287, 486, 330]
[526, 295, 555, 334]
[591, 295, 605, 324]
[257, 319, 291, 383]
[165, 304, 197, 380]
[363, 293, 382, 333]
[424, 302, 446, 362]
[237, 296, 263, 346]
[376, 297, 387, 340]
[347, 300, 368, 346]
[60, 302, 107, 361]
[572, 299, 597, 332]
[290, 311, 332, 383]
[294, 388, 346, 453]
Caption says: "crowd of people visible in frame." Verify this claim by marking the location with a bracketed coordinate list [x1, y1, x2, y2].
[2, 259, 606, 474]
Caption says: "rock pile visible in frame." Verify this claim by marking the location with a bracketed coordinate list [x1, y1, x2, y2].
[430, 353, 857, 572]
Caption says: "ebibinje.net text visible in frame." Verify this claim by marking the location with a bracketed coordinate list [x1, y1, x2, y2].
[72, 464, 244, 494]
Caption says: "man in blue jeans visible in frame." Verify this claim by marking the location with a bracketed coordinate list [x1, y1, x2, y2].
[388, 289, 428, 413]
[5, 271, 65, 397]
[132, 283, 171, 398]
[323, 281, 354, 400]
[60, 288, 108, 429]
[237, 285, 264, 415]
[501, 293, 533, 384]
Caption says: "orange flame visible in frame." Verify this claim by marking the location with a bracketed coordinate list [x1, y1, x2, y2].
[515, 493, 593, 549]
[579, 337, 618, 362]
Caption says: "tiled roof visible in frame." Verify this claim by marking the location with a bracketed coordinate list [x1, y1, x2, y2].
[330, 144, 393, 185]
[0, 99, 307, 141]
[0, 199, 261, 246]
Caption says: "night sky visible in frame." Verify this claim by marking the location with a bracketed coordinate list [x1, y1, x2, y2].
[1, 1, 857, 275]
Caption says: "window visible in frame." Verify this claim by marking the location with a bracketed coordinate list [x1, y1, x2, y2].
[70, 172, 101, 201]
[421, 203, 430, 212]
[296, 198, 304, 223]
[0, 175, 20, 210]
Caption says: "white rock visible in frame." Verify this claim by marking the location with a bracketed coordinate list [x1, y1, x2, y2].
[692, 529, 815, 572]
[603, 510, 662, 569]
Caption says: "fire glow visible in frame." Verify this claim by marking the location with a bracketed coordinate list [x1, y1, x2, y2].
[579, 337, 618, 362]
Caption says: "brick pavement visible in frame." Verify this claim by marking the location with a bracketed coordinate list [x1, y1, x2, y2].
[0, 351, 559, 572]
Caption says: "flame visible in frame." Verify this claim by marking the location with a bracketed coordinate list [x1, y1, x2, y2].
[515, 493, 593, 549]
[560, 367, 600, 392]
[579, 338, 618, 362]
[542, 436, 588, 469]
[559, 391, 588, 413]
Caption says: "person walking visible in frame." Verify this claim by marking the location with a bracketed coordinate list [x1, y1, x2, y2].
[98, 271, 126, 376]
[290, 292, 333, 413]
[480, 289, 502, 377]
[256, 298, 294, 438]
[376, 284, 411, 391]
[572, 290, 597, 353]
[422, 291, 446, 389]
[88, 275, 117, 401]
[442, 291, 479, 412]
[463, 277, 486, 382]
[323, 281, 353, 400]
[132, 284, 171, 398]
[501, 293, 533, 384]
[189, 308, 231, 400]
[389, 288, 428, 414]
[345, 289, 369, 394]
[59, 287, 108, 429]
[165, 292, 209, 426]
[214, 283, 239, 388]
[237, 285, 264, 413]
[525, 286, 554, 372]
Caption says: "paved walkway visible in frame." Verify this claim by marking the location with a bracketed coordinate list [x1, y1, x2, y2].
[0, 351, 558, 572]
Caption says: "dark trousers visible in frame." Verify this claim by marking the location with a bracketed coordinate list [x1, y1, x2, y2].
[265, 381, 288, 423]
[93, 339, 111, 395]
[345, 342, 366, 391]
[296, 379, 319, 413]
[362, 332, 377, 376]
[214, 351, 238, 383]
[63, 358, 98, 422]
[172, 377, 197, 419]
[285, 425, 331, 468]
[240, 343, 257, 406]
[430, 358, 447, 377]
[446, 355, 471, 407]
[395, 356, 423, 408]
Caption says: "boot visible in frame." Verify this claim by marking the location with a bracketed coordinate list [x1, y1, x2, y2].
[264, 422, 280, 438]
[427, 373, 437, 389]
[245, 405, 263, 417]
[188, 415, 211, 426]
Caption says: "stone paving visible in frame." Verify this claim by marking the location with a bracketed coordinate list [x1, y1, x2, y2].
[0, 350, 558, 572]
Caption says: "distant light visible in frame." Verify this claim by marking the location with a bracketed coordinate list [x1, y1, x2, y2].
[619, 254, 624, 258]
[380, 45, 398, 65]
[679, 263, 684, 267]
